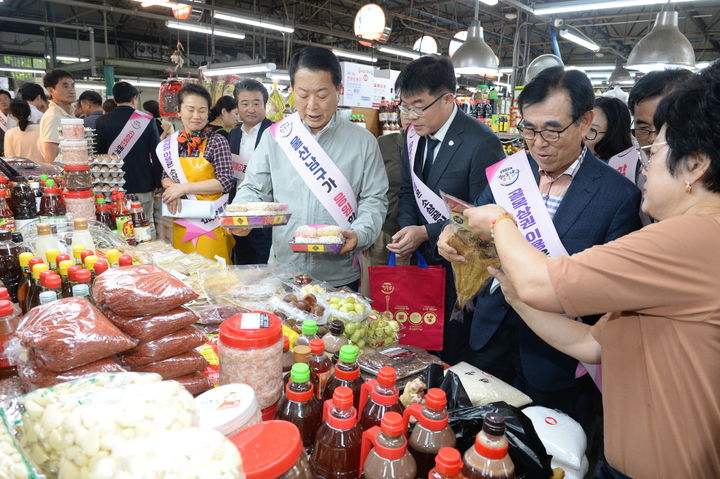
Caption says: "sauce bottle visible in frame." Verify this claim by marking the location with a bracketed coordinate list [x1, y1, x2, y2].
[72, 218, 96, 252]
[34, 223, 60, 266]
[72, 283, 91, 300]
[67, 265, 81, 293]
[39, 290, 58, 305]
[0, 190, 15, 232]
[114, 192, 135, 244]
[38, 179, 66, 225]
[322, 319, 349, 362]
[311, 386, 362, 479]
[93, 259, 109, 277]
[462, 413, 515, 479]
[11, 233, 30, 254]
[0, 288, 21, 317]
[105, 249, 121, 268]
[322, 344, 363, 410]
[43, 273, 62, 301]
[10, 176, 37, 232]
[276, 363, 323, 452]
[58, 259, 74, 298]
[0, 229, 24, 302]
[403, 388, 457, 479]
[55, 253, 71, 266]
[295, 319, 319, 349]
[74, 269, 92, 301]
[359, 411, 417, 479]
[30, 181, 42, 211]
[95, 198, 116, 231]
[309, 338, 334, 400]
[359, 365, 403, 432]
[45, 248, 60, 272]
[83, 255, 99, 279]
[130, 201, 151, 243]
[282, 335, 294, 375]
[0, 299, 21, 380]
[429, 447, 465, 479]
[19, 256, 42, 313]
[118, 254, 133, 266]
[27, 263, 49, 310]
[72, 244, 86, 265]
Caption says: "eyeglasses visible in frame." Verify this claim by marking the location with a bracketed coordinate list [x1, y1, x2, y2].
[399, 92, 449, 118]
[517, 118, 577, 143]
[637, 141, 668, 170]
[585, 127, 606, 141]
[631, 127, 658, 141]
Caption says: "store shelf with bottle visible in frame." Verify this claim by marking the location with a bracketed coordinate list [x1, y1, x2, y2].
[350, 107, 380, 137]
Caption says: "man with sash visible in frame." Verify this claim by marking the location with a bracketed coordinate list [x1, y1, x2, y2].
[0, 89, 10, 157]
[39, 70, 76, 163]
[438, 67, 642, 436]
[231, 47, 388, 289]
[387, 55, 505, 363]
[95, 81, 162, 238]
[227, 79, 274, 265]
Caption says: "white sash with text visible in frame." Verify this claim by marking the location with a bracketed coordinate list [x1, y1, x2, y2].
[107, 110, 153, 160]
[406, 126, 450, 224]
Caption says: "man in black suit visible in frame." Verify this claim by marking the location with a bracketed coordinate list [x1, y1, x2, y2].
[228, 79, 274, 264]
[95, 81, 162, 238]
[387, 55, 506, 363]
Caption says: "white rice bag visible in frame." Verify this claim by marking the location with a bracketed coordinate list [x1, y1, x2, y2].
[448, 362, 532, 408]
[522, 405, 587, 471]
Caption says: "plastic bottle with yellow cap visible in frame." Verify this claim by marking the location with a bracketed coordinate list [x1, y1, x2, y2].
[45, 248, 60, 271]
[28, 263, 50, 310]
[105, 249, 121, 268]
[72, 244, 86, 265]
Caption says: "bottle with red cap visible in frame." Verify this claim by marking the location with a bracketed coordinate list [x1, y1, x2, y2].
[311, 386, 362, 479]
[118, 254, 133, 267]
[403, 388, 457, 479]
[0, 190, 15, 232]
[26, 262, 49, 310]
[429, 447, 465, 479]
[0, 229, 24, 302]
[275, 363, 323, 452]
[93, 259, 109, 277]
[130, 201, 151, 244]
[322, 344, 363, 410]
[114, 192, 135, 244]
[358, 365, 403, 431]
[359, 411, 417, 479]
[0, 299, 21, 380]
[462, 413, 515, 479]
[95, 198, 116, 231]
[0, 287, 21, 317]
[20, 257, 43, 312]
[308, 338, 333, 400]
[38, 179, 66, 223]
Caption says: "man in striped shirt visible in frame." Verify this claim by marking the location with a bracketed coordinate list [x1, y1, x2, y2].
[440, 66, 642, 437]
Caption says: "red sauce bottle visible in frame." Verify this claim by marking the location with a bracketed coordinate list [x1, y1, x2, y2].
[322, 344, 362, 410]
[311, 386, 362, 479]
[275, 363, 323, 452]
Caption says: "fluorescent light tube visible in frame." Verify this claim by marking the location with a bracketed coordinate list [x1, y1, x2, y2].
[0, 66, 45, 74]
[166, 20, 245, 40]
[478, 0, 499, 5]
[203, 62, 277, 77]
[267, 72, 291, 82]
[535, 0, 694, 16]
[47, 55, 90, 62]
[213, 11, 294, 34]
[119, 79, 162, 88]
[332, 49, 377, 63]
[378, 46, 421, 60]
[559, 28, 600, 52]
[75, 82, 105, 90]
[566, 64, 614, 71]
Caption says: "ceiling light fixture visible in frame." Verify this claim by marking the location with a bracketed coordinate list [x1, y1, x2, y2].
[75, 82, 105, 90]
[413, 36, 439, 54]
[119, 78, 163, 88]
[557, 21, 600, 52]
[452, 0, 500, 77]
[377, 46, 421, 60]
[607, 59, 633, 84]
[166, 20, 245, 40]
[534, 0, 695, 16]
[566, 64, 614, 70]
[332, 49, 377, 63]
[213, 11, 294, 34]
[525, 54, 564, 84]
[0, 66, 45, 75]
[47, 55, 90, 62]
[202, 62, 277, 77]
[267, 72, 291, 82]
[626, 10, 695, 72]
[449, 31, 468, 57]
[478, 0, 499, 5]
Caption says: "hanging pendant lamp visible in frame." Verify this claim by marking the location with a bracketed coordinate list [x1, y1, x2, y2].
[452, 2, 499, 77]
[608, 58, 633, 85]
[626, 10, 695, 72]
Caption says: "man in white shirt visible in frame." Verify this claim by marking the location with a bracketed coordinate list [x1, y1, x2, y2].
[227, 79, 274, 264]
[38, 70, 76, 163]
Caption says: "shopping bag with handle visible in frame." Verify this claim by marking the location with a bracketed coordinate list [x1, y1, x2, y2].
[368, 252, 446, 351]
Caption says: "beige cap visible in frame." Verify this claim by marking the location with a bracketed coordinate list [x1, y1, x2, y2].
[36, 223, 52, 235]
[74, 218, 89, 230]
[293, 345, 311, 364]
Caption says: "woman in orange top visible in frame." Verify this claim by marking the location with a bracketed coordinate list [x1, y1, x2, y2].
[439, 64, 720, 478]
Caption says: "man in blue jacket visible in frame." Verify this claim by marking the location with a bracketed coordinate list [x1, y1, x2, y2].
[439, 66, 642, 435]
[228, 79, 274, 264]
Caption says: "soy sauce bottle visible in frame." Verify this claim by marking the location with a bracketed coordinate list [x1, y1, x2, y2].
[276, 363, 323, 452]
[322, 344, 363, 410]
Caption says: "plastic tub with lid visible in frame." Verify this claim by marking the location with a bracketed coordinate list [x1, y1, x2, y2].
[59, 140, 89, 165]
[64, 189, 95, 220]
[60, 119, 85, 141]
[64, 165, 93, 190]
[218, 311, 283, 409]
[195, 383, 261, 437]
[231, 420, 315, 479]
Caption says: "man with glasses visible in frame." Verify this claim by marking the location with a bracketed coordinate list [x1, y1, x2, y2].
[439, 66, 642, 436]
[387, 55, 504, 363]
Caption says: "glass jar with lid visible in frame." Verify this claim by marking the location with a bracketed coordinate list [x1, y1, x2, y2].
[64, 165, 93, 191]
[231, 420, 315, 479]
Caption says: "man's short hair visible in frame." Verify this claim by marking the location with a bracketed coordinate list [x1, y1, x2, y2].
[78, 90, 102, 106]
[19, 83, 46, 102]
[0, 89, 10, 100]
[627, 69, 694, 114]
[395, 55, 457, 97]
[112, 81, 139, 103]
[289, 47, 342, 88]
[518, 66, 594, 120]
[233, 79, 269, 105]
[43, 69, 73, 89]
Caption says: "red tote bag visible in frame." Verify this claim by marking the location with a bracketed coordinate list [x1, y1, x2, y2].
[368, 252, 446, 351]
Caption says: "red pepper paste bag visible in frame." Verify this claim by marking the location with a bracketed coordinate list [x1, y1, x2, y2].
[17, 297, 136, 372]
[130, 351, 209, 380]
[120, 327, 206, 367]
[173, 371, 213, 396]
[105, 307, 199, 342]
[92, 265, 199, 317]
[18, 358, 127, 389]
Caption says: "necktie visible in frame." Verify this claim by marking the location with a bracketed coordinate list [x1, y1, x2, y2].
[423, 137, 440, 183]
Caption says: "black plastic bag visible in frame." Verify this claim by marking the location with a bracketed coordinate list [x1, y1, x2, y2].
[449, 402, 553, 479]
[425, 364, 473, 410]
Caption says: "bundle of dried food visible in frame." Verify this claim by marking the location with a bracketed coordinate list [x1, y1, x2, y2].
[446, 227, 501, 306]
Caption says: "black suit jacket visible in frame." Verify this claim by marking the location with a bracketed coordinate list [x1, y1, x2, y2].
[470, 150, 642, 390]
[228, 118, 274, 156]
[94, 105, 162, 193]
[397, 109, 505, 260]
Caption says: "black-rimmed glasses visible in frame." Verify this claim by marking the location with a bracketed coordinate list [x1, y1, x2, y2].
[399, 92, 449, 118]
[517, 118, 578, 143]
